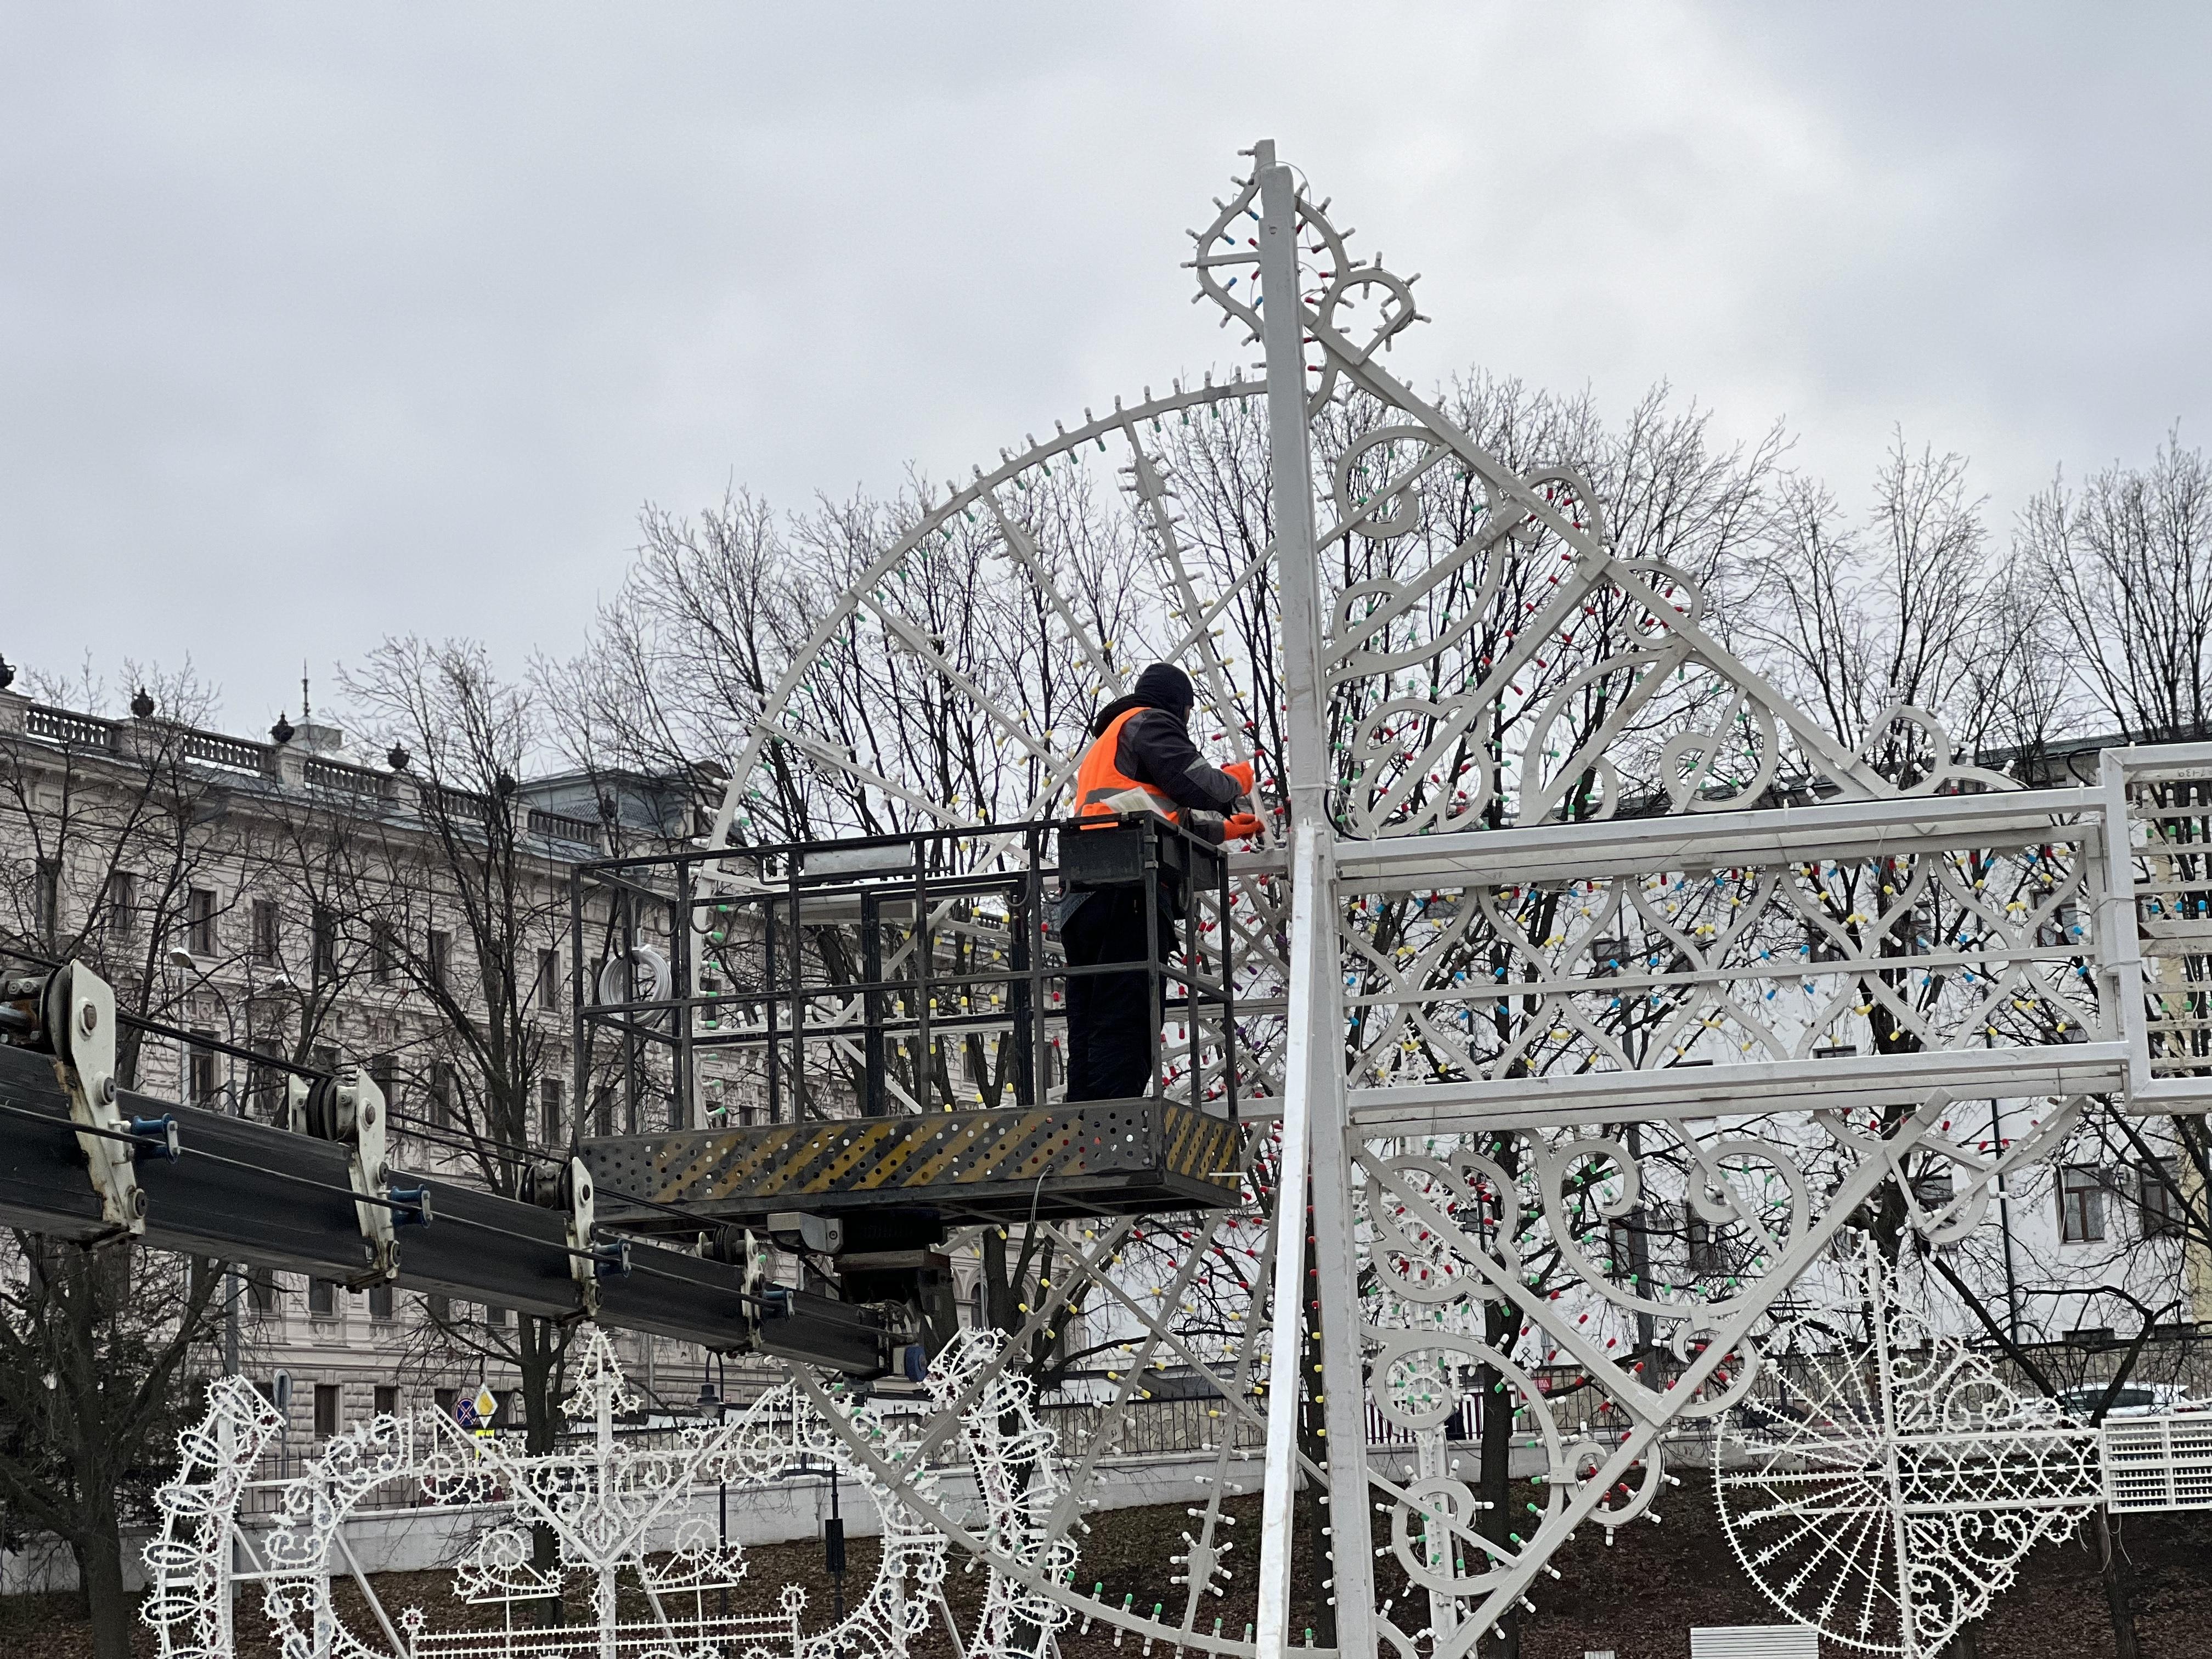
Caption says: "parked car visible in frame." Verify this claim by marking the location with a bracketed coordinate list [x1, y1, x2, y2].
[2055, 1382, 2209, 1421]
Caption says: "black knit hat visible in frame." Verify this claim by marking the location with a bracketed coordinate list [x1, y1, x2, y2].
[1132, 662, 1195, 713]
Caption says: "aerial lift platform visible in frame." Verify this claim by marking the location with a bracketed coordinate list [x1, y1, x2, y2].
[0, 816, 1248, 1381]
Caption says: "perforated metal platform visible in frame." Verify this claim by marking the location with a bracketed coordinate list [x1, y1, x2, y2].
[582, 1099, 1246, 1229]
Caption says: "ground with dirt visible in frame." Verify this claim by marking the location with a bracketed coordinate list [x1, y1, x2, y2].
[5, 1477, 2209, 1657]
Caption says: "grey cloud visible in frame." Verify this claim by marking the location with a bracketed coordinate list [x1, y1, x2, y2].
[2, 3, 2205, 726]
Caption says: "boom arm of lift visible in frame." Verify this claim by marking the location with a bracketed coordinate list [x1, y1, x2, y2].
[0, 961, 919, 1378]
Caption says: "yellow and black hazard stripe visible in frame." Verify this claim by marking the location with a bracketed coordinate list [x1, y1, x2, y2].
[584, 1100, 1248, 1225]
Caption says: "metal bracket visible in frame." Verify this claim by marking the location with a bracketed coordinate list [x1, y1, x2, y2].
[41, 962, 143, 1235]
[284, 1073, 311, 1136]
[566, 1155, 602, 1315]
[524, 1155, 612, 1318]
[767, 1210, 845, 1255]
[301, 1065, 397, 1285]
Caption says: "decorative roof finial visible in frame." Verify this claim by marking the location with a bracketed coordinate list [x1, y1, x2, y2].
[131, 686, 156, 719]
[270, 710, 294, 745]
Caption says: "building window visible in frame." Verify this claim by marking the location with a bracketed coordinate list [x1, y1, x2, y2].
[371, 920, 396, 984]
[540, 1080, 563, 1143]
[241, 1044, 270, 1124]
[428, 929, 451, 991]
[537, 948, 561, 1011]
[186, 888, 218, 958]
[368, 1052, 396, 1114]
[188, 1030, 222, 1107]
[484, 1304, 512, 1329]
[313, 1383, 340, 1438]
[1688, 1216, 1725, 1274]
[375, 1385, 399, 1417]
[312, 906, 337, 981]
[251, 898, 280, 966]
[2140, 1160, 2183, 1239]
[2059, 1165, 2107, 1243]
[33, 860, 60, 939]
[246, 1267, 279, 1315]
[429, 1061, 453, 1131]
[493, 1390, 516, 1427]
[426, 1294, 451, 1324]
[433, 1386, 459, 1423]
[1911, 1168, 1956, 1210]
[368, 1283, 395, 1322]
[105, 871, 138, 939]
[308, 1278, 337, 1318]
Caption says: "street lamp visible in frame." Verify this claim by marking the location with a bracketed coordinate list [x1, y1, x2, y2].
[697, 1371, 728, 1624]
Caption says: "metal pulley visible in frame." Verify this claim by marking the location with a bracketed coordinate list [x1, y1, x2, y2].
[9, 962, 143, 1235]
[297, 1061, 399, 1285]
[523, 1153, 606, 1308]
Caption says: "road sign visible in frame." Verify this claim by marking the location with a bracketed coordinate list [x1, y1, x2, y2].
[472, 1386, 498, 1441]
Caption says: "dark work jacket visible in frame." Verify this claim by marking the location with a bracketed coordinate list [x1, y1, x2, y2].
[1085, 696, 1250, 819]
[1056, 696, 1249, 932]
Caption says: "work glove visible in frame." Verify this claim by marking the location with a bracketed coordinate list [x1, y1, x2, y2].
[1223, 812, 1264, 842]
[1222, 760, 1256, 796]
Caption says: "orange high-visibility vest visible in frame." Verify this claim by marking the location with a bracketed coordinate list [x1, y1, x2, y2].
[1074, 708, 1180, 823]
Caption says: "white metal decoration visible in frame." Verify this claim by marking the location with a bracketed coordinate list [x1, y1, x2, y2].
[1714, 1242, 2103, 1657]
[70, 128, 2194, 1659]
[662, 136, 2212, 1659]
[146, 1330, 1103, 1659]
[144, 1374, 289, 1659]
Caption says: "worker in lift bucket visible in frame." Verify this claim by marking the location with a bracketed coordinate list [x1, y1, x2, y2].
[1058, 663, 1262, 1101]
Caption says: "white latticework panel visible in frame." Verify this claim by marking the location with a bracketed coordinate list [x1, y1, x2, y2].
[2102, 1414, 2212, 1512]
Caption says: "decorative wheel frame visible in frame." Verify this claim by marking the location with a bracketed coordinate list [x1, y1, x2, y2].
[672, 142, 2119, 1659]
[1715, 1244, 2102, 1657]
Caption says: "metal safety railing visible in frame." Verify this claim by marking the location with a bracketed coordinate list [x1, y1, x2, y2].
[572, 816, 1243, 1132]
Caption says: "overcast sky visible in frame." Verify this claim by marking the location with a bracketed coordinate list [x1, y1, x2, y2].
[4, 3, 2207, 733]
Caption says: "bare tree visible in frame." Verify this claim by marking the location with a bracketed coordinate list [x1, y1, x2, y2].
[1737, 433, 2066, 781]
[335, 639, 585, 1621]
[0, 669, 259, 1659]
[2023, 431, 2212, 740]
[0, 1242, 224, 1659]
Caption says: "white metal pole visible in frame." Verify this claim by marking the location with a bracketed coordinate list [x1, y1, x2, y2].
[1256, 824, 1323, 1658]
[1251, 138, 1377, 1659]
[1253, 140, 1330, 831]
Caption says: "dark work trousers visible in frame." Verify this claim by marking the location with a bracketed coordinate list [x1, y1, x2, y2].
[1060, 885, 1170, 1102]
